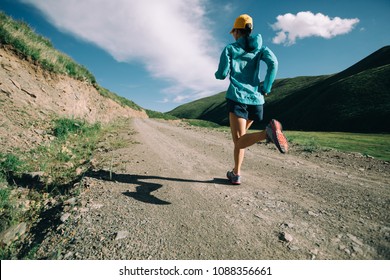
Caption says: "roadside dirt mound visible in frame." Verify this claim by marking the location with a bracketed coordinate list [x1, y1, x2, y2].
[0, 47, 147, 152]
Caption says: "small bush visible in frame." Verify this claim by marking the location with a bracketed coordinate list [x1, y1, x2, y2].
[300, 138, 321, 153]
[53, 118, 86, 139]
[0, 187, 18, 232]
[53, 118, 100, 138]
[0, 153, 24, 180]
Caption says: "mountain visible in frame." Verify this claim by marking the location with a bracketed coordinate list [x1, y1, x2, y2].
[169, 46, 390, 133]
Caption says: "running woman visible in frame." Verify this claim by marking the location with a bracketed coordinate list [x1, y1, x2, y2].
[215, 14, 288, 185]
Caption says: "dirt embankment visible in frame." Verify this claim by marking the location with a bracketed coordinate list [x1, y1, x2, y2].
[0, 47, 147, 153]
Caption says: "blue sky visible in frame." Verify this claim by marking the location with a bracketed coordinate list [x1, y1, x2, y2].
[1, 0, 389, 112]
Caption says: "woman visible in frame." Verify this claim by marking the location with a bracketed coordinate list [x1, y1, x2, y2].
[215, 14, 288, 185]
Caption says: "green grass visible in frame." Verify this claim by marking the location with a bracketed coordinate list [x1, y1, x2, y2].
[185, 119, 221, 128]
[285, 131, 390, 161]
[0, 154, 24, 237]
[0, 153, 25, 180]
[53, 118, 100, 139]
[146, 110, 221, 128]
[0, 117, 102, 192]
[28, 118, 102, 190]
[95, 85, 143, 111]
[0, 187, 19, 233]
[146, 109, 179, 120]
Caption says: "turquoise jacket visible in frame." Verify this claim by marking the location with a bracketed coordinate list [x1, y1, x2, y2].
[215, 34, 278, 105]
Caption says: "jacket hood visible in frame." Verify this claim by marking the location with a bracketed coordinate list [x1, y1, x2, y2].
[237, 34, 263, 51]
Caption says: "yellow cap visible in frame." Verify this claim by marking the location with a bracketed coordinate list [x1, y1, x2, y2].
[230, 14, 253, 33]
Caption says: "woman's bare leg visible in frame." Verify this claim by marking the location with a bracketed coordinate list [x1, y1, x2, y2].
[229, 113, 267, 175]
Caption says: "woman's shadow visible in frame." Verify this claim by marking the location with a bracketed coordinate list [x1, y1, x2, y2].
[86, 170, 228, 205]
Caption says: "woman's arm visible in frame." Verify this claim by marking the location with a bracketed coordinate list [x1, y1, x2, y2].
[260, 47, 278, 94]
[215, 47, 231, 80]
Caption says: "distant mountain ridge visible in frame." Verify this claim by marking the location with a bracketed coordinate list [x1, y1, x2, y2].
[169, 46, 390, 133]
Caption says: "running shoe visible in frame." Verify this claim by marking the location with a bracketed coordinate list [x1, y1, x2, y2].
[266, 119, 289, 153]
[227, 170, 241, 185]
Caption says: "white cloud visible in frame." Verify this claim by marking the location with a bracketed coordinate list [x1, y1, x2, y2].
[271, 11, 360, 46]
[21, 0, 225, 103]
[222, 3, 234, 14]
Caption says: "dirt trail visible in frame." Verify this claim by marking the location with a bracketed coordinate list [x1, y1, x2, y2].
[34, 118, 390, 260]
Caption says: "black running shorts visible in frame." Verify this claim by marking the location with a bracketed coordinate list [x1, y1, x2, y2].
[226, 98, 264, 122]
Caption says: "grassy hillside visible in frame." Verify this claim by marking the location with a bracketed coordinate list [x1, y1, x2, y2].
[0, 12, 142, 111]
[168, 91, 227, 124]
[169, 46, 390, 133]
[267, 61, 390, 133]
[169, 75, 330, 126]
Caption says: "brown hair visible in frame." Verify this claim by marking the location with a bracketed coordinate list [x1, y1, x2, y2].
[237, 23, 253, 52]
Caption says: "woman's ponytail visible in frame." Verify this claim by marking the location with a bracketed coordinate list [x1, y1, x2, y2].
[243, 23, 254, 52]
